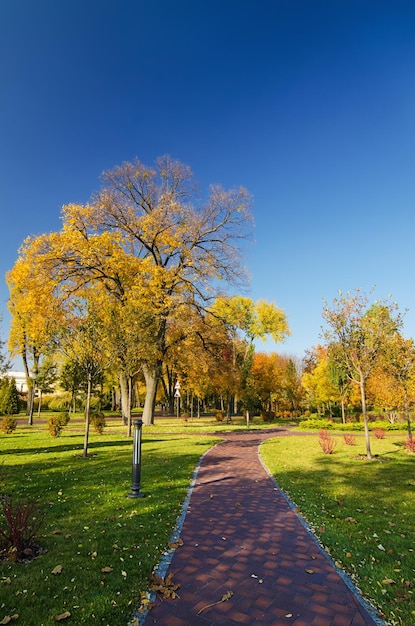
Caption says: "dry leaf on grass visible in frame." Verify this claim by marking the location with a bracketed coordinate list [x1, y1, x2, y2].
[101, 567, 113, 573]
[54, 611, 71, 621]
[52, 565, 63, 575]
[0, 616, 19, 625]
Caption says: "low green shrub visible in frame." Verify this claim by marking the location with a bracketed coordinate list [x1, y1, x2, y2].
[298, 418, 335, 430]
[299, 418, 409, 433]
[47, 393, 72, 412]
[1, 415, 17, 434]
[47, 413, 70, 437]
[90, 411, 106, 434]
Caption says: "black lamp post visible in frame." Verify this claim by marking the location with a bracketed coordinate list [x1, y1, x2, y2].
[127, 419, 145, 498]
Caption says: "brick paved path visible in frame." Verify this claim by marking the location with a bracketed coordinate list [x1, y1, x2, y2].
[141, 429, 385, 626]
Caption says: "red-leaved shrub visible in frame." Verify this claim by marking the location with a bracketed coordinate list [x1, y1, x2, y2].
[403, 437, 415, 452]
[319, 432, 337, 454]
[372, 428, 385, 439]
[0, 494, 46, 559]
[343, 433, 356, 446]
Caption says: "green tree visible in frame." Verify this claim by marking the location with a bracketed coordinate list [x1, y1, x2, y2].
[60, 359, 84, 414]
[55, 300, 113, 457]
[35, 357, 58, 417]
[1, 377, 20, 415]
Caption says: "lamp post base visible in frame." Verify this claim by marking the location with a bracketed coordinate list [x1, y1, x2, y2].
[126, 490, 146, 498]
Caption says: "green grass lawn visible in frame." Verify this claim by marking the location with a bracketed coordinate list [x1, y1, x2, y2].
[260, 432, 415, 626]
[0, 415, 218, 625]
[3, 414, 414, 626]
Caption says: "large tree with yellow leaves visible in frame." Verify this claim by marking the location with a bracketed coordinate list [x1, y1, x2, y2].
[8, 156, 256, 424]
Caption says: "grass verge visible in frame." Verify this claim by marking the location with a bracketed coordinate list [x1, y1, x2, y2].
[0, 417, 218, 625]
[260, 433, 415, 626]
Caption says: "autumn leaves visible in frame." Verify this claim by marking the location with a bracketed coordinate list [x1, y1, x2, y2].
[6, 156, 289, 431]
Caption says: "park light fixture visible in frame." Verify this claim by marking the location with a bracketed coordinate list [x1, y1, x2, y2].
[127, 418, 145, 498]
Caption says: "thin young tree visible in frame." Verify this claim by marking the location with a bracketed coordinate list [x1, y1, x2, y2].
[322, 290, 402, 459]
[383, 334, 415, 441]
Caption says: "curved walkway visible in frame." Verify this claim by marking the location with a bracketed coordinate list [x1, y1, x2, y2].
[140, 428, 386, 626]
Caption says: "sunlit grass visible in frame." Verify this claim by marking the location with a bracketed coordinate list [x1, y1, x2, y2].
[0, 417, 218, 625]
[260, 433, 415, 626]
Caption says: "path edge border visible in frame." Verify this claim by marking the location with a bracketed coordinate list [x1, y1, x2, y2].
[132, 443, 218, 625]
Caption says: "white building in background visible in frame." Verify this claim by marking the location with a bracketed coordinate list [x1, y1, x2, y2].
[6, 371, 28, 393]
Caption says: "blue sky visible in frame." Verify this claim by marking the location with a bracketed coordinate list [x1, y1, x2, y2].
[1, 0, 415, 362]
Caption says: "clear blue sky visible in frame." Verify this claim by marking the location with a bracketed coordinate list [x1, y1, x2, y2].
[1, 0, 415, 361]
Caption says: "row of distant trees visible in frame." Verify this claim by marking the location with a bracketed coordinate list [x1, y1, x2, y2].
[1, 286, 414, 463]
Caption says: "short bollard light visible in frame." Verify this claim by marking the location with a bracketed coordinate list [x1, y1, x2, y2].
[127, 419, 145, 498]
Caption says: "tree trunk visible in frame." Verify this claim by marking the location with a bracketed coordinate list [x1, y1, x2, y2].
[341, 397, 346, 424]
[83, 375, 92, 458]
[119, 371, 130, 425]
[127, 375, 133, 437]
[360, 376, 372, 460]
[111, 386, 117, 411]
[404, 387, 412, 441]
[37, 390, 42, 419]
[142, 362, 160, 425]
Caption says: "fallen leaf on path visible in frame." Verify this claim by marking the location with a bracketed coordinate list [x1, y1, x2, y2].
[305, 569, 314, 575]
[168, 538, 183, 550]
[149, 571, 180, 600]
[136, 593, 155, 614]
[197, 590, 233, 614]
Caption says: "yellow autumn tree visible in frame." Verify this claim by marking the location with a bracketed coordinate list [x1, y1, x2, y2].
[7, 156, 254, 425]
[301, 347, 339, 416]
[7, 239, 66, 422]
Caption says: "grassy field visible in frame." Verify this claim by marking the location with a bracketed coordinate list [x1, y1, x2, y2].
[2, 414, 414, 625]
[0, 415, 218, 626]
[260, 432, 415, 626]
